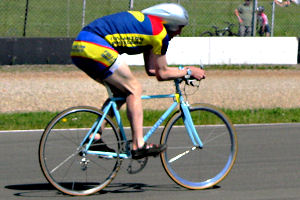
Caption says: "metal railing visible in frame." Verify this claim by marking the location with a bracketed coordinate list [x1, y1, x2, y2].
[0, 0, 299, 37]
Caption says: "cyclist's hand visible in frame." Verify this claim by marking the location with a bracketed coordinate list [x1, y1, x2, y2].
[186, 66, 206, 81]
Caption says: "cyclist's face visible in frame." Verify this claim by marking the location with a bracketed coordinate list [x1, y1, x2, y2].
[169, 26, 184, 39]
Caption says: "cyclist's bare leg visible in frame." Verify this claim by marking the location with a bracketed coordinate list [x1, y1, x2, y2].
[103, 62, 144, 151]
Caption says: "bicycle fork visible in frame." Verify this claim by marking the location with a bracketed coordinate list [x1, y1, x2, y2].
[168, 101, 204, 164]
[180, 102, 203, 149]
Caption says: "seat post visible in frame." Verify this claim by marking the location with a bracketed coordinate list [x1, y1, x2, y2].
[104, 82, 114, 98]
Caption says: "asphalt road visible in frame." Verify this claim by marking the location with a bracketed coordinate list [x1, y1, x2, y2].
[1, 123, 300, 200]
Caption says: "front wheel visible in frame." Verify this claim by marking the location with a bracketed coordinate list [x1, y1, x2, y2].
[160, 104, 238, 190]
[38, 106, 122, 196]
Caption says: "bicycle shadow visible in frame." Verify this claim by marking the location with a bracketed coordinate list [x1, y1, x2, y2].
[5, 182, 220, 197]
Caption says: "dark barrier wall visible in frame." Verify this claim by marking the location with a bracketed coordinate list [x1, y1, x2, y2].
[0, 38, 74, 65]
[0, 37, 299, 65]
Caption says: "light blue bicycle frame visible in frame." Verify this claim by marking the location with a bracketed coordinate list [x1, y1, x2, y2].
[81, 79, 203, 159]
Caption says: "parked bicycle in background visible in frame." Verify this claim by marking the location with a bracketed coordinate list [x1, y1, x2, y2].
[200, 22, 238, 36]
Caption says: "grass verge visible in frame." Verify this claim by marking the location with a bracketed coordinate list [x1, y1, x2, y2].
[0, 108, 299, 131]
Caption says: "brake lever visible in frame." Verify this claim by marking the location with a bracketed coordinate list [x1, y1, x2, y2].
[186, 79, 195, 86]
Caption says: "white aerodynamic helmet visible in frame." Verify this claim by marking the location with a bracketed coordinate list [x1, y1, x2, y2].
[141, 3, 189, 31]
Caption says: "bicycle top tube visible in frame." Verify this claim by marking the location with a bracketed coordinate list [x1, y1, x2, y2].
[111, 94, 176, 101]
[106, 79, 184, 101]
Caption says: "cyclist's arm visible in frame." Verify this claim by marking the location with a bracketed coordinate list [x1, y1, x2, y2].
[143, 49, 156, 76]
[144, 50, 205, 81]
[144, 50, 186, 81]
[274, 0, 285, 7]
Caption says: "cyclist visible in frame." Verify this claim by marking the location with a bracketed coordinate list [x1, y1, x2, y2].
[71, 3, 206, 159]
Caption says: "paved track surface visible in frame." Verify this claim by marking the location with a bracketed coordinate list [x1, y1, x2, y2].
[1, 123, 300, 200]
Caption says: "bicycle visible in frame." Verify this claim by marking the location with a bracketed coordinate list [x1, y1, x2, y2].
[200, 22, 238, 36]
[38, 74, 238, 196]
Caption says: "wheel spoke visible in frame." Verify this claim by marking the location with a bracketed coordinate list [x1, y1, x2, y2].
[168, 146, 197, 163]
[203, 130, 228, 145]
[50, 151, 78, 174]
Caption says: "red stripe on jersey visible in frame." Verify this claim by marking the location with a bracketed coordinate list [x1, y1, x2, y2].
[148, 15, 164, 35]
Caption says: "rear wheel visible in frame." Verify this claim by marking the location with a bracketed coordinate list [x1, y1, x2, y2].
[38, 106, 122, 196]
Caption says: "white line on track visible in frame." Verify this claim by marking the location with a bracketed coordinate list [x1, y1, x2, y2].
[1, 123, 300, 134]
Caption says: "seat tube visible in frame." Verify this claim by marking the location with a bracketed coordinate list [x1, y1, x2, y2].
[181, 103, 203, 148]
[111, 100, 127, 141]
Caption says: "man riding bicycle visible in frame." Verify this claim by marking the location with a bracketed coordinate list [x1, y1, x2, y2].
[71, 3, 206, 159]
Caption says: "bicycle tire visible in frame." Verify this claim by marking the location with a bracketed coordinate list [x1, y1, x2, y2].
[200, 31, 214, 37]
[160, 103, 238, 190]
[38, 106, 122, 196]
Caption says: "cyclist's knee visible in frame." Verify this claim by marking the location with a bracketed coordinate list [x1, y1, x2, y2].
[126, 78, 142, 97]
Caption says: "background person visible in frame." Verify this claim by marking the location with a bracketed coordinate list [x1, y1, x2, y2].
[235, 0, 253, 36]
[257, 6, 271, 36]
[274, 0, 299, 7]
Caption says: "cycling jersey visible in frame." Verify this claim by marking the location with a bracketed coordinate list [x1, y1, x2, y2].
[76, 11, 169, 55]
[71, 11, 170, 79]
